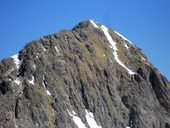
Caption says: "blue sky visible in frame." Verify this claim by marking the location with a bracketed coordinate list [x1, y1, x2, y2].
[0, 0, 170, 80]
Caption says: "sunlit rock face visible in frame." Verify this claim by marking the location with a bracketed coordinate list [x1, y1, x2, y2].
[0, 20, 170, 128]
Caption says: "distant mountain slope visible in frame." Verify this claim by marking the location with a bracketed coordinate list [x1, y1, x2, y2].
[0, 20, 170, 128]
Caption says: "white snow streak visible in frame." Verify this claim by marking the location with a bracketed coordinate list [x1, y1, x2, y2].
[28, 75, 34, 85]
[114, 31, 133, 45]
[85, 110, 102, 128]
[14, 78, 20, 85]
[126, 127, 131, 128]
[90, 20, 99, 28]
[101, 25, 135, 75]
[67, 110, 86, 128]
[11, 54, 20, 69]
[101, 25, 117, 51]
[55, 46, 59, 53]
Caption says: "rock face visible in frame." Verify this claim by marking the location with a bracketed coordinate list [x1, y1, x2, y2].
[0, 20, 170, 128]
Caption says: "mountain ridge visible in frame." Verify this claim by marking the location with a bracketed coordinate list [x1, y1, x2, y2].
[0, 20, 170, 128]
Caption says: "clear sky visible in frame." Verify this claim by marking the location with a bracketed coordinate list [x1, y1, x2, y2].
[0, 0, 170, 80]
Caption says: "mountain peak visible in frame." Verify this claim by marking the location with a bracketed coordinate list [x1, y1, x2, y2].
[0, 20, 170, 128]
[73, 19, 100, 30]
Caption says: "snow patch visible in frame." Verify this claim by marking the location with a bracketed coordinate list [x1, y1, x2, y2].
[72, 111, 76, 115]
[67, 109, 102, 128]
[141, 56, 146, 61]
[114, 31, 133, 45]
[103, 54, 105, 57]
[33, 64, 36, 70]
[42, 75, 51, 96]
[67, 110, 86, 128]
[42, 75, 46, 88]
[90, 20, 99, 28]
[11, 54, 20, 69]
[55, 46, 60, 53]
[101, 25, 135, 75]
[28, 75, 34, 85]
[85, 110, 102, 128]
[35, 122, 39, 128]
[124, 43, 129, 49]
[46, 90, 51, 96]
[42, 46, 46, 51]
[14, 78, 20, 85]
[126, 127, 131, 128]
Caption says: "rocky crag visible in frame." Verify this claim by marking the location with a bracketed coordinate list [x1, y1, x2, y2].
[0, 20, 170, 128]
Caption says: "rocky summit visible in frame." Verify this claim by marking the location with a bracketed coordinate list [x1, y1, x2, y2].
[0, 20, 170, 128]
